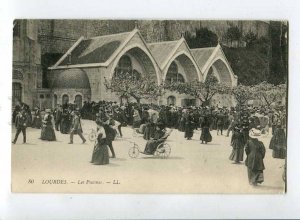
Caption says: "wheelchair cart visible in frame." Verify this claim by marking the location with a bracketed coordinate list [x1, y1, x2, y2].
[128, 129, 173, 159]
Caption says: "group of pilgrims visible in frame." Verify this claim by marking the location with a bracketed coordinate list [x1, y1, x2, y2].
[12, 100, 287, 186]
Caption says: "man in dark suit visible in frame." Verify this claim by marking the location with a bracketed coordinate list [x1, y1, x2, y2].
[55, 105, 63, 131]
[69, 110, 86, 144]
[12, 109, 27, 144]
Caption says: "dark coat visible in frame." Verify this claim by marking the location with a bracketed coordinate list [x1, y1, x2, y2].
[245, 138, 266, 171]
[55, 109, 62, 123]
[15, 112, 27, 129]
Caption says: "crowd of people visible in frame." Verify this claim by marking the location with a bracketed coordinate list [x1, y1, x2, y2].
[12, 100, 287, 186]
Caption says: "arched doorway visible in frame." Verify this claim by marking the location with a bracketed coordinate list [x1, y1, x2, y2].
[165, 62, 185, 84]
[113, 55, 141, 80]
[62, 94, 69, 105]
[205, 59, 233, 86]
[12, 82, 22, 106]
[111, 46, 160, 83]
[164, 53, 200, 83]
[75, 95, 82, 109]
[167, 96, 176, 106]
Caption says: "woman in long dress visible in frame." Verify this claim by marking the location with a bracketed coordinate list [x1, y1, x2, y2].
[132, 108, 141, 128]
[200, 116, 212, 144]
[40, 109, 56, 141]
[269, 112, 287, 159]
[245, 129, 266, 185]
[144, 124, 167, 155]
[229, 124, 245, 163]
[60, 109, 71, 134]
[91, 122, 109, 165]
[184, 112, 194, 140]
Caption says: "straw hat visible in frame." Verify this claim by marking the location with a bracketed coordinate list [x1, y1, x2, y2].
[249, 128, 261, 138]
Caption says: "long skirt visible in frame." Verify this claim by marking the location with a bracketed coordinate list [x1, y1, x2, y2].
[144, 139, 164, 154]
[178, 119, 185, 132]
[60, 119, 70, 134]
[200, 127, 212, 143]
[41, 125, 56, 141]
[91, 142, 109, 165]
[272, 146, 286, 159]
[133, 120, 141, 128]
[32, 117, 42, 128]
[229, 147, 244, 162]
[247, 167, 264, 184]
[229, 137, 244, 162]
[184, 127, 194, 139]
[269, 128, 286, 159]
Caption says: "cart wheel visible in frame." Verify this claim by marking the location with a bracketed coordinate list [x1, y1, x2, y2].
[156, 143, 171, 158]
[89, 131, 97, 142]
[128, 145, 140, 158]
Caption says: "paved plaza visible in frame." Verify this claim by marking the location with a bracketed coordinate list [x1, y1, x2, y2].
[11, 120, 285, 193]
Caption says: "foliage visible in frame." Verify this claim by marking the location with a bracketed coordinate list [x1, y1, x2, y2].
[252, 81, 286, 106]
[222, 46, 269, 85]
[224, 25, 242, 44]
[243, 31, 258, 48]
[231, 84, 255, 108]
[269, 21, 288, 85]
[184, 27, 218, 48]
[104, 72, 164, 103]
[165, 74, 230, 106]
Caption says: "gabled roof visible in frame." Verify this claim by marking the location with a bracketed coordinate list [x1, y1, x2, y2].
[190, 47, 215, 70]
[57, 31, 132, 67]
[147, 40, 179, 68]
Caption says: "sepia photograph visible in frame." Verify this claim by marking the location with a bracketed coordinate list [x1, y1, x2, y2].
[11, 19, 288, 194]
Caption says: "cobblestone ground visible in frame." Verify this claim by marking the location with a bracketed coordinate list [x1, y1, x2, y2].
[11, 120, 285, 193]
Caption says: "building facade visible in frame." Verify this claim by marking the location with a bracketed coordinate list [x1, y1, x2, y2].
[13, 20, 241, 109]
[49, 29, 237, 107]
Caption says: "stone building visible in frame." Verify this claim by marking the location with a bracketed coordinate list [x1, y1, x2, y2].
[13, 20, 247, 109]
[49, 29, 237, 107]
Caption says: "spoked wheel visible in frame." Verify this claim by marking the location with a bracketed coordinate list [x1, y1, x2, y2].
[128, 145, 140, 158]
[89, 131, 97, 142]
[155, 143, 171, 158]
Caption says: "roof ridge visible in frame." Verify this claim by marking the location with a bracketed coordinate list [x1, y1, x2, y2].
[148, 40, 179, 45]
[87, 31, 132, 40]
[191, 47, 216, 51]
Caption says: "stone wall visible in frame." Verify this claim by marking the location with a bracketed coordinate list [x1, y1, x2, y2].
[13, 20, 42, 108]
[37, 20, 270, 56]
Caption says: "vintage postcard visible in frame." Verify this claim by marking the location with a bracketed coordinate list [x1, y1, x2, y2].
[11, 19, 287, 193]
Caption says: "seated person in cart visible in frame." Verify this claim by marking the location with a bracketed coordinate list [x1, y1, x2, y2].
[143, 123, 170, 155]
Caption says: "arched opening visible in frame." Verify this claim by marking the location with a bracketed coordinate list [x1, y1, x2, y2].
[75, 95, 83, 109]
[113, 55, 141, 80]
[111, 46, 159, 83]
[165, 62, 185, 84]
[12, 82, 22, 107]
[206, 67, 221, 82]
[62, 94, 69, 105]
[167, 96, 176, 106]
[206, 59, 232, 85]
[164, 53, 199, 83]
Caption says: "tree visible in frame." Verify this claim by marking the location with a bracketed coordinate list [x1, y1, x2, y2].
[224, 25, 242, 45]
[243, 31, 258, 48]
[104, 72, 164, 104]
[184, 27, 218, 48]
[231, 84, 255, 108]
[165, 74, 230, 106]
[252, 81, 286, 107]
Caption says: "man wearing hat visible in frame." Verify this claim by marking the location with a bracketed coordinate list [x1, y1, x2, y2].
[12, 109, 27, 144]
[55, 105, 63, 131]
[69, 110, 86, 144]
